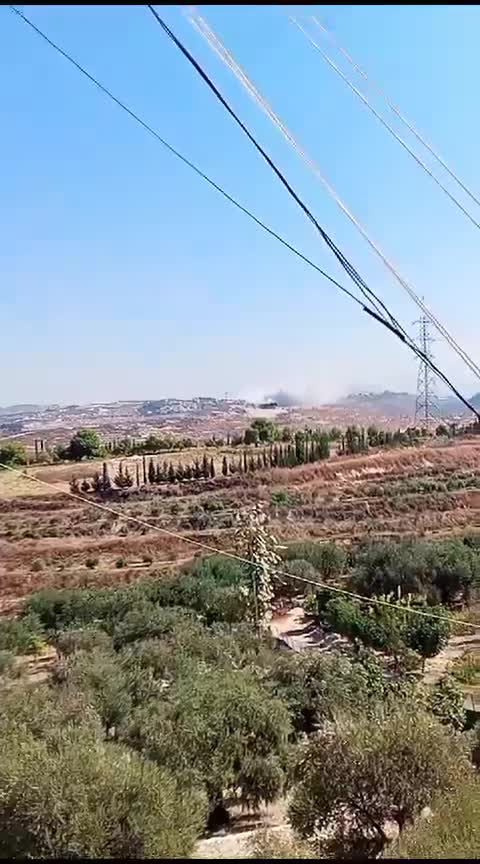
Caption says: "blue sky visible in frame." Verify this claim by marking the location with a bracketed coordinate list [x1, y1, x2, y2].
[2, 4, 480, 405]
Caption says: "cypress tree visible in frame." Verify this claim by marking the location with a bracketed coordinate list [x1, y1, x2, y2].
[162, 461, 169, 482]
[184, 463, 193, 481]
[34, 440, 39, 460]
[193, 459, 201, 480]
[142, 456, 147, 484]
[168, 462, 176, 483]
[256, 453, 263, 470]
[262, 450, 268, 468]
[273, 444, 279, 466]
[210, 457, 215, 478]
[222, 456, 228, 476]
[135, 462, 140, 486]
[176, 462, 184, 482]
[101, 462, 111, 496]
[202, 454, 209, 479]
[243, 451, 248, 473]
[148, 458, 155, 484]
[248, 454, 256, 472]
[155, 463, 162, 484]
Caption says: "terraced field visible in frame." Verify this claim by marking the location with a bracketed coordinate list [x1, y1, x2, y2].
[1, 437, 480, 609]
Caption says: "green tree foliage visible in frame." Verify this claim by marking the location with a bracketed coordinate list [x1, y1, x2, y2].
[127, 668, 291, 813]
[289, 705, 469, 857]
[250, 418, 276, 443]
[59, 647, 133, 736]
[268, 651, 387, 735]
[222, 455, 228, 476]
[0, 690, 206, 859]
[67, 428, 103, 461]
[427, 675, 466, 730]
[244, 427, 259, 446]
[405, 608, 450, 670]
[0, 441, 27, 468]
[284, 540, 346, 578]
[148, 458, 155, 484]
[350, 537, 479, 604]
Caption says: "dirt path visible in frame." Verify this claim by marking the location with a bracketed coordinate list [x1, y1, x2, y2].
[423, 632, 480, 685]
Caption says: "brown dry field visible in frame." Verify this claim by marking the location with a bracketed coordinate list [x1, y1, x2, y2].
[1, 437, 480, 608]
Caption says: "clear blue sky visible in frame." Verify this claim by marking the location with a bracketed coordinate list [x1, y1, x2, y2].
[2, 4, 480, 405]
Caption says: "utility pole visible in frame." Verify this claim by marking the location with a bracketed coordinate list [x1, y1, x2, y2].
[414, 314, 438, 430]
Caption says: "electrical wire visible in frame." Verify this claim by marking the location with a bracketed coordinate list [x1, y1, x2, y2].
[293, 16, 480, 235]
[312, 15, 480, 213]
[5, 5, 376, 317]
[148, 6, 480, 421]
[184, 5, 480, 382]
[0, 459, 476, 630]
[8, 6, 479, 419]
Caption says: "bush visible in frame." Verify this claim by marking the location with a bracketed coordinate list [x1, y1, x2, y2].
[284, 541, 346, 577]
[289, 704, 470, 857]
[112, 604, 194, 649]
[0, 441, 27, 467]
[31, 559, 43, 573]
[125, 668, 291, 812]
[278, 559, 318, 598]
[56, 628, 112, 657]
[0, 650, 15, 676]
[85, 557, 99, 569]
[0, 614, 45, 655]
[0, 719, 206, 858]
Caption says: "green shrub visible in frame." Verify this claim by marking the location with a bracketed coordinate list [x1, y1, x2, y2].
[0, 650, 15, 676]
[56, 628, 112, 657]
[0, 614, 44, 655]
[0, 720, 206, 858]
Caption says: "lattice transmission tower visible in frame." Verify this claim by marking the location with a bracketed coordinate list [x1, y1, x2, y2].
[414, 314, 439, 429]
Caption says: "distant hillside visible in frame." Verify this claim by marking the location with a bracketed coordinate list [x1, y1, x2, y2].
[339, 391, 416, 415]
[339, 390, 476, 418]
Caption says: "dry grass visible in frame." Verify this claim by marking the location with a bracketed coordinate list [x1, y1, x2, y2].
[2, 438, 480, 604]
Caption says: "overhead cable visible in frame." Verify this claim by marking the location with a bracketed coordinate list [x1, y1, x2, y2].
[9, 7, 479, 418]
[293, 16, 480, 235]
[312, 15, 480, 213]
[185, 6, 480, 382]
[6, 5, 372, 314]
[147, 7, 480, 420]
[0, 460, 476, 630]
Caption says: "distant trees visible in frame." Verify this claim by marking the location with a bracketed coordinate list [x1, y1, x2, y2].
[0, 441, 27, 468]
[67, 429, 103, 461]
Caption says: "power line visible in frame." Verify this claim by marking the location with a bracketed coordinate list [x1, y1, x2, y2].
[293, 16, 480, 235]
[185, 5, 480, 383]
[0, 459, 475, 630]
[148, 6, 480, 421]
[311, 15, 480, 213]
[8, 7, 479, 419]
[5, 5, 376, 317]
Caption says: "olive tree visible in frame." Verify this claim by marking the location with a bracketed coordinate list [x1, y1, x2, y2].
[289, 704, 469, 857]
[125, 668, 291, 818]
